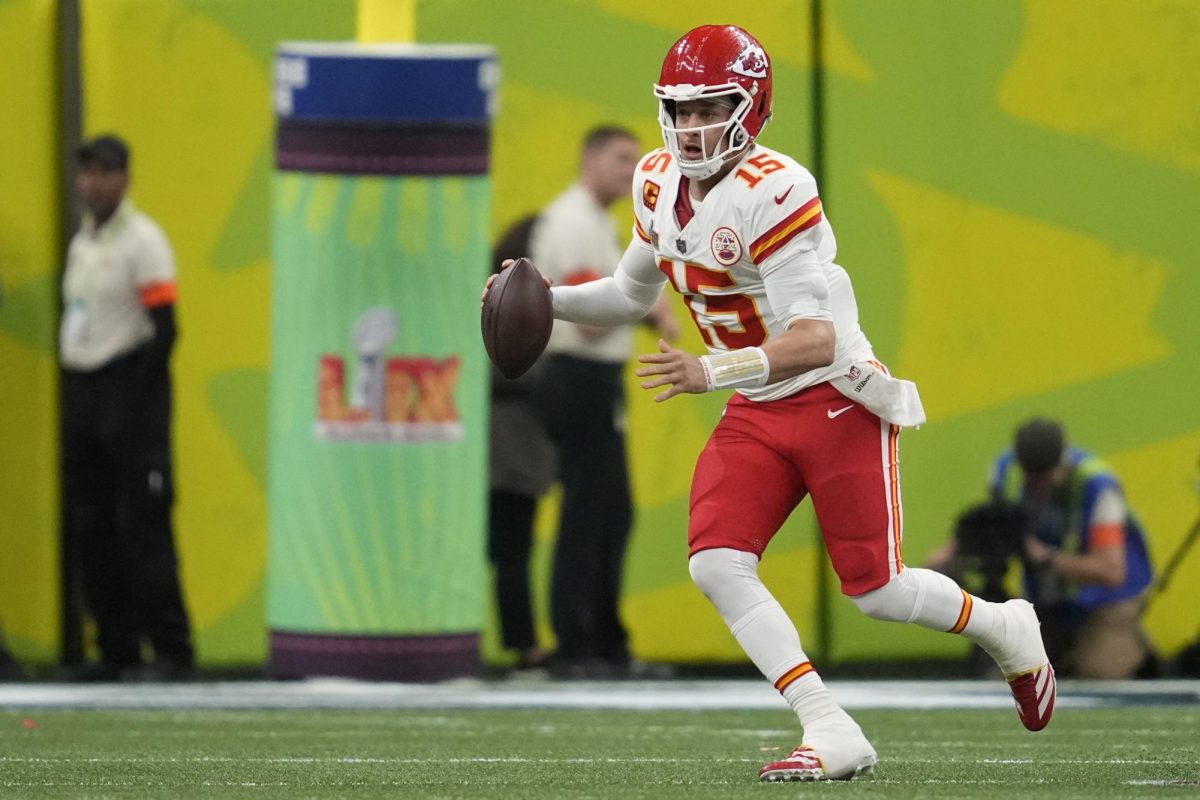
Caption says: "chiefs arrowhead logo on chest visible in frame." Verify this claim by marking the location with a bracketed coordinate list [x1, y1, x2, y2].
[710, 227, 743, 266]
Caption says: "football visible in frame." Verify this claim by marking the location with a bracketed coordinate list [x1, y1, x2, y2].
[481, 258, 553, 379]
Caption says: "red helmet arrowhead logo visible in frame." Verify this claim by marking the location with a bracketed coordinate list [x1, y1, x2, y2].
[732, 45, 769, 79]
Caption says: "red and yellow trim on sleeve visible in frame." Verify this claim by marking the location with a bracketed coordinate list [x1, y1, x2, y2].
[773, 660, 815, 693]
[139, 281, 177, 308]
[947, 589, 974, 635]
[750, 196, 822, 264]
[633, 215, 652, 244]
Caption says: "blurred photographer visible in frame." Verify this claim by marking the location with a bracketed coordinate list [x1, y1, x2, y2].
[930, 418, 1155, 678]
[932, 499, 1027, 605]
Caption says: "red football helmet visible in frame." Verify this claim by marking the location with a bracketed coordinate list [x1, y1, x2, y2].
[654, 25, 773, 179]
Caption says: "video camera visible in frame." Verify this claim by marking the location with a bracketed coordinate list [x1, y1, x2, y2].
[950, 498, 1029, 602]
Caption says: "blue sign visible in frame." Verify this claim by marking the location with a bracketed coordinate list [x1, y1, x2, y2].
[276, 43, 498, 124]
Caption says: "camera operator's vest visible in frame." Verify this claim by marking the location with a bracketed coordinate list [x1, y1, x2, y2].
[991, 449, 1153, 611]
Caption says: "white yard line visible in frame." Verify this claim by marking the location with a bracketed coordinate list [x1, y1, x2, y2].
[0, 679, 1195, 711]
[0, 755, 1193, 765]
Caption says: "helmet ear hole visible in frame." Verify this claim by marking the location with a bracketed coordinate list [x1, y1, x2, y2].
[662, 99, 677, 122]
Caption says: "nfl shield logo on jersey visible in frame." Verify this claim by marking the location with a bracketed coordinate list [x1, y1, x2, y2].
[711, 227, 742, 266]
[675, 236, 687, 253]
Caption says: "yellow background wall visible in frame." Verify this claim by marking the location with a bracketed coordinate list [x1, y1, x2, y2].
[419, 0, 823, 663]
[421, 0, 1200, 664]
[77, 0, 357, 663]
[1, 0, 1196, 668]
[818, 0, 1200, 661]
[0, 0, 63, 662]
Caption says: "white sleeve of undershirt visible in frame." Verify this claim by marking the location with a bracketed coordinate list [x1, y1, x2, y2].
[549, 239, 666, 325]
[760, 247, 833, 328]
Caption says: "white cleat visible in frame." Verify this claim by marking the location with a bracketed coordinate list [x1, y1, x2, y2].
[984, 599, 1056, 732]
[759, 715, 877, 782]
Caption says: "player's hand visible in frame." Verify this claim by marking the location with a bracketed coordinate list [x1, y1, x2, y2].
[636, 339, 706, 402]
[481, 259, 552, 307]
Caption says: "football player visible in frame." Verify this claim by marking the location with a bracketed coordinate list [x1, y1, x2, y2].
[499, 24, 1056, 781]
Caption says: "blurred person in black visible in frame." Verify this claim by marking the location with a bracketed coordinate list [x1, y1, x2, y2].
[487, 214, 555, 671]
[530, 127, 678, 678]
[59, 135, 193, 681]
[0, 625, 24, 680]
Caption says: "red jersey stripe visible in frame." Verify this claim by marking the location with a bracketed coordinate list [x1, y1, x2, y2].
[888, 424, 904, 569]
[634, 215, 651, 243]
[750, 197, 822, 263]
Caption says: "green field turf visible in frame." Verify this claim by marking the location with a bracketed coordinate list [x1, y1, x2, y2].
[1, 706, 1196, 798]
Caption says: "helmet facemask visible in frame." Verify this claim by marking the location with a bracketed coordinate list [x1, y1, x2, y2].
[655, 85, 754, 180]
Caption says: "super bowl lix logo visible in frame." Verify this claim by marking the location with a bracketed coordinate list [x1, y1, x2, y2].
[315, 306, 463, 443]
[711, 227, 742, 266]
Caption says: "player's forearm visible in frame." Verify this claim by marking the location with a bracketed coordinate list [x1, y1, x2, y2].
[691, 319, 834, 394]
[551, 278, 643, 325]
[1050, 547, 1126, 589]
[760, 319, 836, 383]
[551, 269, 665, 326]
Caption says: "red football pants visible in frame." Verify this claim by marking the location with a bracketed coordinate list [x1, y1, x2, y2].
[688, 381, 904, 596]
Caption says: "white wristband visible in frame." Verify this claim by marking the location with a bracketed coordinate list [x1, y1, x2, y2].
[698, 347, 770, 392]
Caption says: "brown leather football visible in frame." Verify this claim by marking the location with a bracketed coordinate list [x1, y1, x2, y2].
[481, 258, 553, 379]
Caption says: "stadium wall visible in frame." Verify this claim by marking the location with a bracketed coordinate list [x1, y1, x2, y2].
[0, 0, 62, 663]
[818, 0, 1200, 662]
[419, 0, 1200, 665]
[77, 0, 358, 664]
[2, 0, 1196, 668]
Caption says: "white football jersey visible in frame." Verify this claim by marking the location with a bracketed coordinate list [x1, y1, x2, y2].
[630, 144, 876, 402]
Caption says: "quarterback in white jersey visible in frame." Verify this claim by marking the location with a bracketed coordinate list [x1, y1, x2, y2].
[628, 142, 872, 403]
[508, 24, 1056, 783]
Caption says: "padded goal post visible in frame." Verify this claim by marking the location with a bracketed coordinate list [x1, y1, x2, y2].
[268, 43, 497, 680]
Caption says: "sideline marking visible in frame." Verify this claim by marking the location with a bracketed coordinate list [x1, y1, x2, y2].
[0, 679, 1195, 711]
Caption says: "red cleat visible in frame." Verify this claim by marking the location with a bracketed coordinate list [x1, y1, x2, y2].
[760, 745, 827, 782]
[1007, 662, 1056, 732]
[985, 599, 1056, 732]
[759, 744, 876, 782]
[759, 715, 877, 782]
